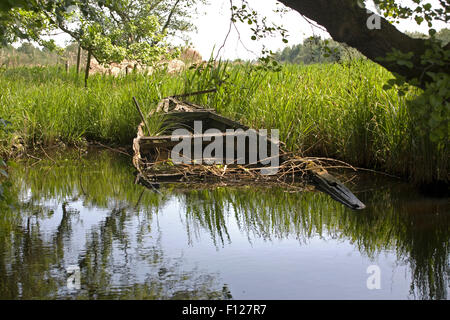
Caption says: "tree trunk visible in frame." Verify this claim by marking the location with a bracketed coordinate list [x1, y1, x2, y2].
[84, 49, 91, 88]
[76, 43, 81, 75]
[277, 0, 449, 88]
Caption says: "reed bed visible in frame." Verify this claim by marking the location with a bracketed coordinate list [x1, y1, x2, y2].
[0, 61, 446, 183]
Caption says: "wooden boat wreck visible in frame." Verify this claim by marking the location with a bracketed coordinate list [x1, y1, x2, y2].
[132, 95, 366, 210]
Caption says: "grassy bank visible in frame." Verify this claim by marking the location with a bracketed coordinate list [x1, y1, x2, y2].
[0, 61, 447, 183]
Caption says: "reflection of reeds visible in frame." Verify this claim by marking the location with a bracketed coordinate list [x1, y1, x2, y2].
[2, 150, 449, 299]
[9, 148, 170, 213]
[77, 208, 230, 300]
[1, 150, 231, 299]
[181, 184, 449, 300]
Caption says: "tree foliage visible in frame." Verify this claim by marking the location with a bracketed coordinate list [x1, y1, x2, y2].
[0, 0, 203, 65]
[0, 0, 204, 198]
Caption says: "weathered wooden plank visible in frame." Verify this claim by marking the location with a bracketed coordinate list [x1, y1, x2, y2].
[208, 112, 249, 130]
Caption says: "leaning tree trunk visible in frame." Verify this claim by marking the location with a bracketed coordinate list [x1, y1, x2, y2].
[84, 49, 91, 88]
[277, 0, 449, 89]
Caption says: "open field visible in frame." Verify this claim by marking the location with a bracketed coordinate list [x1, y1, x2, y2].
[0, 60, 447, 183]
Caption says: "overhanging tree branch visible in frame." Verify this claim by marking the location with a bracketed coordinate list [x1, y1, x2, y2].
[277, 0, 449, 88]
[161, 0, 182, 35]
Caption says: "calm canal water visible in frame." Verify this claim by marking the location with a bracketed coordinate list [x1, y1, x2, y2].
[0, 149, 448, 299]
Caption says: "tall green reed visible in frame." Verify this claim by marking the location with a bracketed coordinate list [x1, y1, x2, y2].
[0, 61, 446, 183]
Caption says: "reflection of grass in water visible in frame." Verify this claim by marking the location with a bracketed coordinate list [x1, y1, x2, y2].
[1, 151, 231, 299]
[9, 148, 169, 212]
[2, 150, 449, 299]
[0, 204, 232, 299]
[181, 185, 449, 300]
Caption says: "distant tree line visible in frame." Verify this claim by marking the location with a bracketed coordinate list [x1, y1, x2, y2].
[3, 29, 449, 68]
[275, 28, 450, 65]
[0, 42, 87, 68]
[274, 36, 364, 64]
[405, 28, 450, 45]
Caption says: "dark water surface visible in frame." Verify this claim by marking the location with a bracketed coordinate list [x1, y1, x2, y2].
[0, 149, 448, 300]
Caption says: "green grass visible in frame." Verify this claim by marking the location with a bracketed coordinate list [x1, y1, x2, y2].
[0, 66, 183, 146]
[0, 61, 447, 183]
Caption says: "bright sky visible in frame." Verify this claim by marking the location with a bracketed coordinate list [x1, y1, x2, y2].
[188, 0, 449, 60]
[185, 0, 322, 61]
[49, 0, 449, 61]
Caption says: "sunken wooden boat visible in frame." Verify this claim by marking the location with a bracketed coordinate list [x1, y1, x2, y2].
[132, 95, 365, 210]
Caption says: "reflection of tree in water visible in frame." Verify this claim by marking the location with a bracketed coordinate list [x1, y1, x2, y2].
[181, 181, 449, 300]
[1, 150, 448, 299]
[0, 202, 231, 299]
[0, 177, 73, 298]
[391, 200, 449, 300]
[78, 207, 231, 299]
[0, 150, 231, 299]
[0, 202, 66, 299]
